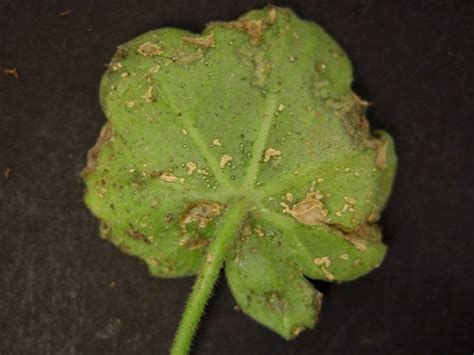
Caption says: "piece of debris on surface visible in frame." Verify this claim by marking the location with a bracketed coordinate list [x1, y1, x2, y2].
[219, 20, 264, 42]
[3, 67, 20, 79]
[59, 9, 72, 16]
[4, 167, 12, 179]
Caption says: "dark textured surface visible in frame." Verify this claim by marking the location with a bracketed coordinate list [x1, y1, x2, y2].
[0, 0, 473, 354]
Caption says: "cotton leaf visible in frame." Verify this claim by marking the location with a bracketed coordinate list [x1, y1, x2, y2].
[83, 6, 397, 350]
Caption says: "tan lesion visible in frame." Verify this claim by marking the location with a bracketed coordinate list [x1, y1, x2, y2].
[219, 19, 264, 42]
[180, 201, 223, 230]
[343, 223, 381, 251]
[179, 235, 209, 250]
[84, 123, 115, 175]
[182, 33, 216, 48]
[137, 41, 162, 56]
[263, 148, 282, 163]
[210, 6, 281, 43]
[281, 188, 328, 226]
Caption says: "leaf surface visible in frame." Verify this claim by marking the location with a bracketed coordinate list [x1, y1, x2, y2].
[83, 6, 397, 340]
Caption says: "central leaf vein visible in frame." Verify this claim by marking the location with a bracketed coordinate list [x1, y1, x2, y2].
[242, 25, 290, 190]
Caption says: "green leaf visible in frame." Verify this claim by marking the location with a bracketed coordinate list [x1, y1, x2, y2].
[226, 228, 322, 339]
[83, 6, 397, 353]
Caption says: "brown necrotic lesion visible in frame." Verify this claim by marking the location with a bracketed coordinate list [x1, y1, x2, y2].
[180, 201, 223, 230]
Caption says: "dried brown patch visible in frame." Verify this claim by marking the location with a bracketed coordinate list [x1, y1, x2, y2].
[100, 222, 112, 240]
[137, 42, 162, 56]
[180, 201, 222, 230]
[182, 33, 215, 48]
[263, 148, 282, 163]
[158, 171, 178, 182]
[321, 267, 335, 281]
[175, 48, 204, 64]
[180, 236, 209, 250]
[344, 223, 381, 251]
[84, 123, 114, 175]
[282, 190, 328, 225]
[220, 20, 264, 41]
[237, 44, 268, 87]
[292, 326, 305, 337]
[219, 154, 233, 168]
[375, 139, 388, 170]
[267, 7, 277, 25]
[313, 256, 331, 267]
[128, 230, 151, 244]
[143, 86, 156, 103]
[186, 161, 197, 175]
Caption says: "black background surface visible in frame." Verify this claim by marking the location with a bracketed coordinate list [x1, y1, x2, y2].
[1, 1, 473, 354]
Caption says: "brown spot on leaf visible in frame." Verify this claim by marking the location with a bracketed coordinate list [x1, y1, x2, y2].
[237, 44, 268, 87]
[180, 201, 222, 230]
[158, 171, 178, 182]
[128, 230, 151, 244]
[344, 223, 381, 251]
[282, 190, 328, 225]
[267, 7, 277, 25]
[292, 326, 305, 337]
[100, 222, 112, 240]
[219, 154, 233, 168]
[263, 148, 282, 162]
[313, 256, 331, 267]
[84, 123, 114, 175]
[137, 42, 162, 56]
[143, 86, 156, 103]
[321, 266, 335, 281]
[186, 161, 197, 175]
[180, 236, 209, 250]
[375, 139, 388, 170]
[220, 20, 264, 41]
[4, 167, 11, 179]
[182, 33, 215, 48]
[338, 253, 349, 260]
